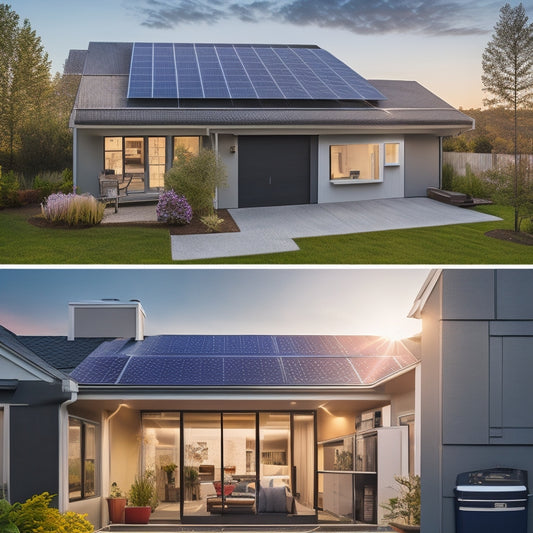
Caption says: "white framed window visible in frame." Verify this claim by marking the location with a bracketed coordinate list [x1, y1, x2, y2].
[384, 143, 400, 166]
[329, 144, 381, 182]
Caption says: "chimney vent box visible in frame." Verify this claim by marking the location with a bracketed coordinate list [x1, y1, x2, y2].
[68, 300, 145, 340]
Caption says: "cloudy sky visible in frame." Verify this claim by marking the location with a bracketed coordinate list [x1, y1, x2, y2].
[11, 0, 529, 108]
[0, 268, 428, 339]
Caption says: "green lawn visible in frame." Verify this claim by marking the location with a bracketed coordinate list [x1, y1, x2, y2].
[0, 204, 532, 264]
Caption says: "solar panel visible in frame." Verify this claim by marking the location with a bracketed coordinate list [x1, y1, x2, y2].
[127, 43, 386, 101]
[223, 357, 285, 385]
[70, 356, 129, 384]
[128, 42, 153, 98]
[153, 43, 177, 98]
[282, 357, 360, 385]
[174, 44, 204, 98]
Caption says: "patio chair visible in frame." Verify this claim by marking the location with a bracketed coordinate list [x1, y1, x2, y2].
[98, 172, 134, 212]
[98, 174, 119, 213]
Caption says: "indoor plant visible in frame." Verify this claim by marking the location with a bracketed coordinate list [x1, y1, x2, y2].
[162, 462, 177, 484]
[106, 482, 126, 524]
[183, 466, 199, 500]
[382, 475, 421, 533]
[125, 471, 158, 524]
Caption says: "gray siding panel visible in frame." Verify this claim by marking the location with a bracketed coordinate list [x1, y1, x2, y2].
[403, 135, 439, 197]
[442, 270, 495, 320]
[10, 405, 60, 504]
[497, 270, 533, 319]
[442, 321, 489, 445]
[501, 337, 533, 428]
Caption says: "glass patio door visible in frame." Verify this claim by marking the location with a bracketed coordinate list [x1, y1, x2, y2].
[293, 413, 315, 515]
[142, 412, 181, 518]
[182, 413, 221, 518]
[148, 137, 166, 190]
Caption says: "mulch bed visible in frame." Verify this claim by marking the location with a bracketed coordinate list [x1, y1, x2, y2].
[485, 229, 533, 246]
[26, 208, 240, 234]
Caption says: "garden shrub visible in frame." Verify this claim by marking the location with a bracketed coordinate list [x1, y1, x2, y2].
[441, 163, 456, 190]
[3, 492, 93, 533]
[16, 189, 42, 206]
[41, 192, 105, 226]
[452, 164, 492, 198]
[200, 213, 224, 232]
[165, 148, 227, 216]
[33, 169, 74, 200]
[156, 189, 193, 225]
[0, 170, 21, 208]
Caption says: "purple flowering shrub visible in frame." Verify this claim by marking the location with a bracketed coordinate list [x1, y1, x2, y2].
[157, 190, 193, 225]
[41, 192, 105, 225]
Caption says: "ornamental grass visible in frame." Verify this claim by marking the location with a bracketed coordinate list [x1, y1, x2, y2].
[41, 193, 105, 226]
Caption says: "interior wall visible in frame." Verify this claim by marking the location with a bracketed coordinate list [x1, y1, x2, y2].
[317, 409, 356, 442]
[110, 409, 141, 497]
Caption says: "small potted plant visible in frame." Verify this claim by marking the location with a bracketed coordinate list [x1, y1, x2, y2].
[162, 462, 177, 484]
[125, 470, 158, 524]
[106, 482, 126, 524]
[382, 475, 421, 533]
[184, 466, 199, 500]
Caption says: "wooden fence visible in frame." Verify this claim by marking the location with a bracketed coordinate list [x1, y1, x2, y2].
[443, 152, 533, 175]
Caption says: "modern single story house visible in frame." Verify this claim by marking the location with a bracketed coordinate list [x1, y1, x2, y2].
[67, 43, 474, 209]
[0, 299, 420, 529]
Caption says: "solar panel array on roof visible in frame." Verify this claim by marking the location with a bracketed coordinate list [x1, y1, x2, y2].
[70, 335, 417, 387]
[127, 43, 386, 101]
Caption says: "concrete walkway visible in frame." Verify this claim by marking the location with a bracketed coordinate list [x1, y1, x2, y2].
[101, 198, 500, 261]
[170, 198, 500, 261]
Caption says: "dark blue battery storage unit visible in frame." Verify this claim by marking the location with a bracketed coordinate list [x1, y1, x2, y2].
[455, 468, 528, 533]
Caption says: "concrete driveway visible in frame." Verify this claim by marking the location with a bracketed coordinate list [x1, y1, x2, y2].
[170, 198, 500, 261]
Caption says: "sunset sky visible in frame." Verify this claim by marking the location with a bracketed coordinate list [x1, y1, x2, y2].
[11, 0, 531, 109]
[0, 268, 428, 339]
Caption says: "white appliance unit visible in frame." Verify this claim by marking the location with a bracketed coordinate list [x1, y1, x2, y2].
[355, 426, 409, 525]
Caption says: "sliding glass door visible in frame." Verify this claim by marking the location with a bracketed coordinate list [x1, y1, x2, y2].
[142, 410, 316, 522]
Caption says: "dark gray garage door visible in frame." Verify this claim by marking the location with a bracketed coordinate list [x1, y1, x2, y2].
[238, 136, 311, 208]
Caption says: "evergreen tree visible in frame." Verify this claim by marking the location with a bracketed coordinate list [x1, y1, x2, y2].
[482, 3, 533, 231]
[0, 3, 51, 172]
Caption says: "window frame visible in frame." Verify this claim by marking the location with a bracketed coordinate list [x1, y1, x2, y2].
[384, 142, 401, 167]
[68, 416, 99, 502]
[173, 136, 201, 161]
[329, 143, 383, 184]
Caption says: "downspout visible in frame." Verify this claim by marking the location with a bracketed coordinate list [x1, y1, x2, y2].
[214, 131, 219, 209]
[72, 127, 78, 193]
[58, 380, 78, 513]
[438, 136, 443, 189]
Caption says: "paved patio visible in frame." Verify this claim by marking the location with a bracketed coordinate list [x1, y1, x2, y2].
[102, 198, 500, 261]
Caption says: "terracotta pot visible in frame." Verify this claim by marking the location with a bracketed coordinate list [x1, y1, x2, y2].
[125, 506, 151, 524]
[106, 497, 126, 524]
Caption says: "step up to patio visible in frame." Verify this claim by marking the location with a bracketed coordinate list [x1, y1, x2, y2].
[427, 187, 475, 207]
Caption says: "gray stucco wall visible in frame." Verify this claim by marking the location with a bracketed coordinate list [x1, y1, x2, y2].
[421, 269, 533, 533]
[404, 135, 440, 197]
[75, 130, 102, 196]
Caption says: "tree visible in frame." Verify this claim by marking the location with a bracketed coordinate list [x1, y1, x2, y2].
[0, 4, 51, 172]
[482, 3, 533, 231]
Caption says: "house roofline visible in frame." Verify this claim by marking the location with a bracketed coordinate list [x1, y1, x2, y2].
[408, 269, 443, 319]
